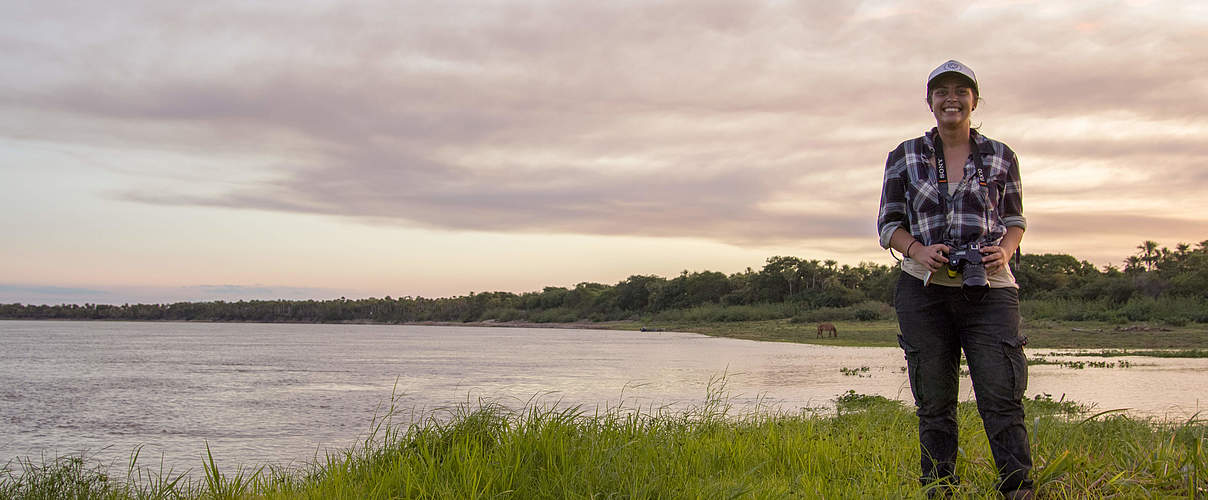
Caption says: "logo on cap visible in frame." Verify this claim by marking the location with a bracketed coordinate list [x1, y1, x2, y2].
[946, 62, 961, 70]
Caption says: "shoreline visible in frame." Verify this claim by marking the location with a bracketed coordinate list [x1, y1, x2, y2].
[0, 316, 638, 330]
[4, 317, 1207, 350]
[403, 319, 640, 330]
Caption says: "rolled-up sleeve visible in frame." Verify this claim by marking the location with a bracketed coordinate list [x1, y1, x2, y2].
[1000, 149, 1026, 231]
[877, 148, 908, 249]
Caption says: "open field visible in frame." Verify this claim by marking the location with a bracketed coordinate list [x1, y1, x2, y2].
[4, 390, 1204, 499]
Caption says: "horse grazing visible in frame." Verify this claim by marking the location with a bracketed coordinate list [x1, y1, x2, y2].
[817, 323, 837, 338]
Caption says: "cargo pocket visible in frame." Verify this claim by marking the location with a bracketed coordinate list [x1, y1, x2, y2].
[1001, 336, 1028, 400]
[899, 335, 922, 405]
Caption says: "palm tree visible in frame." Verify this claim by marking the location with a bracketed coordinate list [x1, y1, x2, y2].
[1172, 243, 1191, 268]
[1124, 255, 1143, 274]
[1137, 240, 1160, 271]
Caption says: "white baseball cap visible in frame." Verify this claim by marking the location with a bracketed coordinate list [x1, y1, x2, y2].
[927, 60, 978, 97]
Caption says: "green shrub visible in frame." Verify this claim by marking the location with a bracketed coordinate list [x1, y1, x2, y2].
[649, 303, 796, 322]
[528, 307, 579, 323]
[1163, 316, 1189, 327]
[479, 307, 526, 322]
[1022, 296, 1208, 324]
[790, 301, 895, 323]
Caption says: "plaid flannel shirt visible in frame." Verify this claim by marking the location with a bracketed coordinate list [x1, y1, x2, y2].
[878, 128, 1026, 250]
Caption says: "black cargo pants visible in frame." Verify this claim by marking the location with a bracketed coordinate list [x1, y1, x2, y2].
[894, 274, 1033, 493]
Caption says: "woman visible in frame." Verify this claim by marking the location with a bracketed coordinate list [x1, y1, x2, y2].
[877, 60, 1033, 499]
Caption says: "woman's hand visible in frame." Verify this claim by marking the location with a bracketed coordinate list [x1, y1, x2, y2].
[910, 243, 950, 272]
[979, 245, 1012, 275]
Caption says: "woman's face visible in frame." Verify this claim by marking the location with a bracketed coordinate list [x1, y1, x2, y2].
[927, 74, 976, 129]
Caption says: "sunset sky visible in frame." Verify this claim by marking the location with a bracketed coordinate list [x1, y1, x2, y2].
[4, 0, 1208, 305]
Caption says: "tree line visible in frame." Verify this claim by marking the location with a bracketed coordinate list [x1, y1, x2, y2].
[3, 240, 1207, 324]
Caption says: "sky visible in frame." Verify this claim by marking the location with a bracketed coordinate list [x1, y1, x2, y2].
[3, 0, 1208, 305]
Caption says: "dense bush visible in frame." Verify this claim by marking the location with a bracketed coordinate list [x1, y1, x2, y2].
[1019, 295, 1208, 324]
[790, 301, 895, 323]
[648, 303, 797, 323]
[4, 239, 1207, 324]
[527, 307, 581, 324]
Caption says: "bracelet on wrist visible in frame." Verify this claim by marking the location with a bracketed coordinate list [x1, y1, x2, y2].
[905, 240, 918, 258]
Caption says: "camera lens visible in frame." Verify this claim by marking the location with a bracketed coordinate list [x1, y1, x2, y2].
[961, 264, 989, 302]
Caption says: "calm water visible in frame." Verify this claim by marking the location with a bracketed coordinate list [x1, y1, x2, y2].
[2, 320, 1204, 474]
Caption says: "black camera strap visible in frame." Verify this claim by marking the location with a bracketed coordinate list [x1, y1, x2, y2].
[932, 134, 987, 219]
[932, 133, 1012, 294]
[932, 135, 953, 216]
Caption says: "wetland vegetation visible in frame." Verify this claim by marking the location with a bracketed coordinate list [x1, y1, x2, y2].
[3, 387, 1204, 499]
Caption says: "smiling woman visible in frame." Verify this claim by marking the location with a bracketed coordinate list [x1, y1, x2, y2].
[878, 60, 1034, 499]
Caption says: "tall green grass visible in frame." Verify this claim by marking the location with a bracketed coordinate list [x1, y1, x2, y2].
[1022, 296, 1208, 325]
[640, 295, 1208, 327]
[646, 302, 799, 323]
[425, 295, 1208, 328]
[643, 301, 897, 324]
[790, 301, 896, 323]
[3, 386, 1204, 499]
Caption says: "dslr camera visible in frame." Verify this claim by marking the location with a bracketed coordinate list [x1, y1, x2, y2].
[947, 243, 989, 302]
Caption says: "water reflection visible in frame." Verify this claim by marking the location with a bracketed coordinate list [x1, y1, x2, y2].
[1, 320, 1204, 475]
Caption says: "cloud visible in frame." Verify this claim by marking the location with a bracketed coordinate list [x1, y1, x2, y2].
[1032, 213, 1208, 241]
[118, 150, 873, 244]
[4, 0, 1208, 253]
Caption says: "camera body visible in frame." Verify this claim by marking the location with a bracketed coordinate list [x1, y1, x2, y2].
[947, 243, 989, 301]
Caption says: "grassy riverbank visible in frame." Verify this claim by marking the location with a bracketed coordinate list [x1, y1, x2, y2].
[3, 389, 1204, 499]
[598, 318, 1208, 351]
